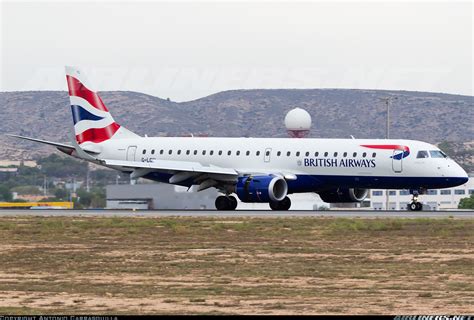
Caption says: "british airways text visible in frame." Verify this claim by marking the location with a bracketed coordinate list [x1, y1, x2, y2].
[304, 158, 376, 168]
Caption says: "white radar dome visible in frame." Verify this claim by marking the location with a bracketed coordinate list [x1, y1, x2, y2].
[284, 108, 312, 138]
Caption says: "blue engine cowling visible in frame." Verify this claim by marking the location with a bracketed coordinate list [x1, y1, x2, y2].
[236, 175, 288, 203]
[318, 188, 369, 203]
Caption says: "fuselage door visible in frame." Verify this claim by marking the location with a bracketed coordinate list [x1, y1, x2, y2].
[264, 148, 272, 162]
[127, 146, 137, 161]
[392, 149, 403, 173]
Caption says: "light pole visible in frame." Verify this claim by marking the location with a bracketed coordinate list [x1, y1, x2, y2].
[380, 96, 398, 210]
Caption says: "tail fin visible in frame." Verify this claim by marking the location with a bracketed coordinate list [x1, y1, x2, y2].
[65, 66, 138, 145]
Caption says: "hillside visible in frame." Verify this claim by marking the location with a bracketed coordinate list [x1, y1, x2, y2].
[1, 89, 472, 162]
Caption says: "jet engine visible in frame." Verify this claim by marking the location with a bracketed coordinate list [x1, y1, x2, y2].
[236, 175, 288, 203]
[318, 188, 369, 203]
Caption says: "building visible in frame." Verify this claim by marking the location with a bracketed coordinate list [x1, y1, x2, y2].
[370, 174, 474, 210]
[106, 183, 219, 210]
[106, 182, 329, 210]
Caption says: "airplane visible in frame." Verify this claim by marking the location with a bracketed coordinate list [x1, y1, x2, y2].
[8, 66, 469, 211]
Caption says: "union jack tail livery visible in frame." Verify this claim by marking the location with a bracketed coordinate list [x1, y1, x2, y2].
[65, 66, 138, 145]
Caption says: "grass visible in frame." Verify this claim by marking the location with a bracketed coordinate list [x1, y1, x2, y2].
[0, 216, 472, 314]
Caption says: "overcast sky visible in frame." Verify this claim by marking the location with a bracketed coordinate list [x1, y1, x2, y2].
[1, 1, 472, 101]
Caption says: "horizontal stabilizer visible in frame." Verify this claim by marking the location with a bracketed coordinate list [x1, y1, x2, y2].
[6, 134, 75, 154]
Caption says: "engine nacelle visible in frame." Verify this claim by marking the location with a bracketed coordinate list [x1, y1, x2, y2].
[236, 175, 288, 203]
[318, 188, 369, 203]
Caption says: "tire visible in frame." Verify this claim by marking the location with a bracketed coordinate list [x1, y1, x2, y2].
[269, 201, 280, 210]
[269, 197, 291, 211]
[228, 196, 238, 210]
[415, 202, 423, 211]
[215, 196, 230, 210]
[280, 196, 291, 211]
[409, 202, 417, 211]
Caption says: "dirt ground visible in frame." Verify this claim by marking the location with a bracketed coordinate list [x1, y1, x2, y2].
[0, 216, 472, 314]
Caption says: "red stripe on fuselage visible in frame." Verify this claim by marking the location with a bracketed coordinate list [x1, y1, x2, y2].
[76, 122, 120, 144]
[361, 144, 409, 152]
[66, 75, 109, 112]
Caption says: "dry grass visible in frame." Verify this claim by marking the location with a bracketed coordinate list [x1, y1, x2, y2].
[0, 216, 472, 314]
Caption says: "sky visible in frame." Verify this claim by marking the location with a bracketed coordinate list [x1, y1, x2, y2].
[1, 1, 472, 101]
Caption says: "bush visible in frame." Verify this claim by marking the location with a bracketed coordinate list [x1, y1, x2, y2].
[458, 194, 474, 209]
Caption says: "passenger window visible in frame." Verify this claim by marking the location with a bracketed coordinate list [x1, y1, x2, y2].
[202, 150, 206, 155]
[315, 152, 319, 157]
[246, 151, 250, 156]
[372, 152, 376, 158]
[177, 150, 181, 155]
[296, 151, 300, 157]
[160, 150, 164, 155]
[362, 152, 366, 158]
[324, 152, 328, 157]
[151, 150, 155, 155]
[266, 150, 270, 156]
[334, 152, 338, 157]
[343, 152, 347, 157]
[236, 151, 241, 156]
[353, 152, 357, 157]
[219, 150, 222, 155]
[210, 150, 214, 155]
[305, 152, 309, 157]
[417, 151, 429, 158]
[228, 151, 232, 156]
[186, 150, 190, 155]
[287, 151, 291, 156]
[142, 150, 146, 154]
[194, 150, 198, 155]
[256, 151, 260, 156]
[277, 151, 281, 156]
[169, 150, 172, 155]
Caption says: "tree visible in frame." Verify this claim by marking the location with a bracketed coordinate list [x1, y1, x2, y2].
[0, 185, 13, 201]
[458, 194, 474, 209]
[37, 154, 88, 178]
[53, 188, 68, 200]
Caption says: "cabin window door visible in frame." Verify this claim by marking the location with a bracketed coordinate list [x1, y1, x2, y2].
[392, 149, 403, 173]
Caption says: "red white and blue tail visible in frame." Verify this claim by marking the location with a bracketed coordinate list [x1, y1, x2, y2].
[65, 66, 138, 145]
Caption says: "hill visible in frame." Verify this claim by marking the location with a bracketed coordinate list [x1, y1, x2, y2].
[1, 89, 472, 162]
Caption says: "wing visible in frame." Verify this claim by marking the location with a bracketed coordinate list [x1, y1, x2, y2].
[102, 159, 239, 191]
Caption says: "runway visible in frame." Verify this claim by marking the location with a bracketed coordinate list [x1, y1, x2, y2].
[0, 209, 473, 218]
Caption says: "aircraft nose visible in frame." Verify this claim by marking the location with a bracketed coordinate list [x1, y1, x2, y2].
[454, 163, 469, 184]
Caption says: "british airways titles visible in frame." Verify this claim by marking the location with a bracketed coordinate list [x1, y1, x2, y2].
[304, 158, 376, 168]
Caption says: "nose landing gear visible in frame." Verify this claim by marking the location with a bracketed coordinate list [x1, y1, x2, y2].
[407, 192, 423, 211]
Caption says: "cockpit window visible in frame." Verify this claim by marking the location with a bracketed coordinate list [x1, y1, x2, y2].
[416, 151, 429, 158]
[430, 150, 447, 158]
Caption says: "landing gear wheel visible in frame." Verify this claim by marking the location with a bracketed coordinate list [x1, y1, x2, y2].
[215, 195, 237, 211]
[279, 196, 291, 210]
[408, 201, 423, 211]
[228, 196, 238, 210]
[408, 190, 423, 211]
[415, 202, 423, 211]
[269, 196, 291, 211]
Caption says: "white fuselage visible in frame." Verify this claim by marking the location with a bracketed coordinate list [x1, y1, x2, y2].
[92, 136, 468, 192]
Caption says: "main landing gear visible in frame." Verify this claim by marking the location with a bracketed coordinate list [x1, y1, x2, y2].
[408, 192, 423, 211]
[214, 195, 292, 211]
[215, 195, 238, 211]
[269, 196, 291, 211]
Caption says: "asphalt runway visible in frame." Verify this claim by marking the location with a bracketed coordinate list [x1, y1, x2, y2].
[0, 209, 472, 218]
